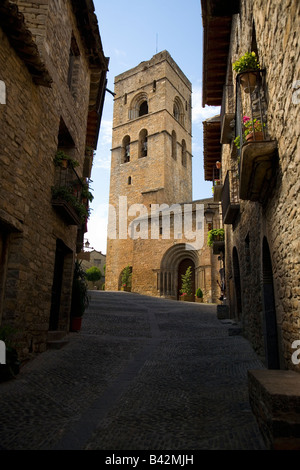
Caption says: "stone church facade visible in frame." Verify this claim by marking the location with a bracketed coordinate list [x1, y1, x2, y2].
[0, 0, 108, 361]
[105, 51, 221, 302]
[201, 0, 300, 448]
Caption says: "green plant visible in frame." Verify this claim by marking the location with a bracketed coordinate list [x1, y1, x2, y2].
[51, 185, 89, 223]
[196, 288, 203, 299]
[0, 325, 20, 382]
[71, 260, 89, 318]
[207, 228, 225, 247]
[234, 116, 265, 149]
[180, 266, 193, 296]
[121, 265, 132, 288]
[53, 150, 79, 168]
[81, 182, 94, 203]
[232, 51, 260, 73]
[86, 266, 102, 282]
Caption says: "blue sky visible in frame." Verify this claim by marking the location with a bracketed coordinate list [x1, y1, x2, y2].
[87, 0, 220, 253]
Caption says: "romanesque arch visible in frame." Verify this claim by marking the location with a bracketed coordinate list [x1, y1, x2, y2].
[129, 92, 148, 120]
[159, 243, 198, 299]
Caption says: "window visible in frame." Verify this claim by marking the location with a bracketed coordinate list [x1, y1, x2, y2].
[181, 139, 187, 167]
[129, 92, 148, 120]
[67, 34, 80, 98]
[173, 96, 184, 125]
[139, 129, 148, 158]
[128, 176, 132, 185]
[139, 101, 148, 116]
[172, 131, 177, 160]
[122, 135, 130, 163]
[153, 80, 157, 92]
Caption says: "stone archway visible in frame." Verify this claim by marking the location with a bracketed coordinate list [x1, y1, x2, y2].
[262, 237, 279, 369]
[178, 258, 195, 300]
[159, 243, 198, 299]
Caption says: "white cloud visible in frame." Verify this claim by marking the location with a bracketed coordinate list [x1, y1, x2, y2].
[85, 202, 109, 254]
[192, 86, 220, 125]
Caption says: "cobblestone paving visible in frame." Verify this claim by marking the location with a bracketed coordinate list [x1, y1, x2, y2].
[0, 291, 267, 450]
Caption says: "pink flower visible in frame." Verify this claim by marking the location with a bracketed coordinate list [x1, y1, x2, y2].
[243, 116, 250, 123]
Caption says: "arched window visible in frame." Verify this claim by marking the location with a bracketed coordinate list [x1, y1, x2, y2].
[181, 139, 187, 167]
[172, 131, 177, 160]
[139, 129, 148, 158]
[122, 135, 130, 163]
[139, 101, 148, 116]
[173, 96, 184, 125]
[129, 92, 148, 120]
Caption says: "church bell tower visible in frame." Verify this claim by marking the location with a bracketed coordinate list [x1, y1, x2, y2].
[105, 50, 193, 291]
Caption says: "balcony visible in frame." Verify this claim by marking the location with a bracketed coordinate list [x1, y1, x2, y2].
[51, 165, 89, 226]
[220, 84, 235, 144]
[222, 170, 240, 224]
[235, 69, 278, 203]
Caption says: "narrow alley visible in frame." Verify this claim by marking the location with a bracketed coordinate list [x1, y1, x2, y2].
[0, 291, 266, 451]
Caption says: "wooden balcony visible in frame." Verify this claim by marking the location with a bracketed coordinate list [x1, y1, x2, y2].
[239, 140, 278, 203]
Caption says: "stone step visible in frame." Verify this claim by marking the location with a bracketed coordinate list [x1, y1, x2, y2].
[47, 331, 69, 350]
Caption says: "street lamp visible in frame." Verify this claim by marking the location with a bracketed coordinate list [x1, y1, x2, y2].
[204, 208, 215, 230]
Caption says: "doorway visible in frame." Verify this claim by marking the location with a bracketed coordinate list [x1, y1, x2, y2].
[262, 237, 280, 369]
[232, 247, 242, 321]
[49, 239, 69, 331]
[177, 258, 195, 299]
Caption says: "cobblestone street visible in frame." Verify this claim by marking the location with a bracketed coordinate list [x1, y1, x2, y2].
[0, 291, 267, 451]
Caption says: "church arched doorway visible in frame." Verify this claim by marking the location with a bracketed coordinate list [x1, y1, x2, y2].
[177, 258, 195, 300]
[159, 243, 198, 300]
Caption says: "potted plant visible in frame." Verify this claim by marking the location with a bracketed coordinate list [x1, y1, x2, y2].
[207, 228, 225, 247]
[51, 185, 89, 223]
[121, 265, 132, 292]
[234, 116, 265, 149]
[180, 266, 194, 302]
[195, 288, 203, 303]
[53, 150, 79, 169]
[233, 51, 260, 93]
[70, 260, 89, 332]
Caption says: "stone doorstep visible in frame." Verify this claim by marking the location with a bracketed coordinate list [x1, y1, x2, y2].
[47, 330, 69, 350]
[248, 369, 300, 450]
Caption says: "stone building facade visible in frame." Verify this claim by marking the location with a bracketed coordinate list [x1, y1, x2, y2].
[105, 51, 221, 302]
[201, 0, 300, 448]
[0, 0, 108, 361]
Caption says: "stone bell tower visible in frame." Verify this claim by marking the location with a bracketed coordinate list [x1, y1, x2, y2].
[105, 50, 193, 291]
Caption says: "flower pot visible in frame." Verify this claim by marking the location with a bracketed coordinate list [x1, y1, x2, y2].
[239, 71, 257, 94]
[180, 295, 194, 302]
[216, 161, 221, 169]
[71, 316, 82, 332]
[246, 131, 264, 143]
[61, 159, 68, 169]
[195, 297, 203, 303]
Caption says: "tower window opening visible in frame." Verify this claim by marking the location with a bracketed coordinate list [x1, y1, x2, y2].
[122, 135, 131, 163]
[128, 176, 132, 185]
[153, 80, 157, 92]
[181, 139, 187, 167]
[172, 131, 177, 160]
[139, 100, 148, 117]
[139, 129, 148, 158]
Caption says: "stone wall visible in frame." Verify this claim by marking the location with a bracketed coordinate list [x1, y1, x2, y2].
[0, 1, 106, 361]
[221, 0, 300, 369]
